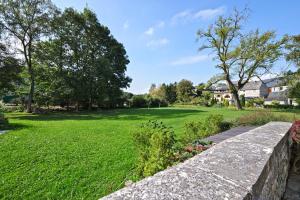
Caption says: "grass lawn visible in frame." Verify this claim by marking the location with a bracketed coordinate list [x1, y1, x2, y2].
[1, 106, 299, 199]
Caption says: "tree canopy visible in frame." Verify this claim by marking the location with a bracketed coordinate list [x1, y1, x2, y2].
[0, 2, 131, 111]
[197, 9, 286, 109]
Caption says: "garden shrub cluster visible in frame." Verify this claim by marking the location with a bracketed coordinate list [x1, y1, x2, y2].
[133, 121, 176, 177]
[131, 95, 168, 108]
[133, 114, 230, 177]
[182, 114, 231, 144]
[236, 110, 293, 126]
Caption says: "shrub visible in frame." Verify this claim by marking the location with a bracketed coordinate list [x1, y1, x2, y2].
[133, 120, 176, 177]
[0, 113, 8, 129]
[202, 114, 224, 136]
[131, 95, 148, 108]
[246, 98, 265, 107]
[240, 95, 245, 107]
[182, 114, 229, 144]
[236, 110, 293, 126]
[0, 102, 24, 112]
[182, 121, 203, 144]
[223, 99, 229, 107]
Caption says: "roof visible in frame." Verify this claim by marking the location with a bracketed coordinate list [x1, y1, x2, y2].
[265, 90, 289, 101]
[210, 77, 285, 91]
[241, 81, 264, 90]
[264, 77, 286, 88]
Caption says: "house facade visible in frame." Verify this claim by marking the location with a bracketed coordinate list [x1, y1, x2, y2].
[211, 78, 298, 106]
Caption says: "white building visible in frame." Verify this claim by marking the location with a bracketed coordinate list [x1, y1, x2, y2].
[211, 78, 298, 106]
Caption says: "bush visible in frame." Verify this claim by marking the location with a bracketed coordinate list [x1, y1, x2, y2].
[182, 121, 203, 144]
[133, 120, 176, 177]
[236, 110, 293, 126]
[131, 95, 148, 108]
[0, 102, 24, 112]
[223, 99, 229, 107]
[182, 114, 229, 144]
[0, 113, 8, 129]
[246, 98, 265, 107]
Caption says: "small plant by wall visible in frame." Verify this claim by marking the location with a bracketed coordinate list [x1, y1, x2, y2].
[133, 120, 176, 177]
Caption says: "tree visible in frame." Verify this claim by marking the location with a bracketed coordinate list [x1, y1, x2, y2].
[34, 7, 131, 110]
[0, 42, 22, 96]
[285, 35, 300, 102]
[286, 35, 300, 67]
[176, 79, 194, 103]
[165, 82, 177, 104]
[0, 0, 57, 112]
[197, 9, 285, 109]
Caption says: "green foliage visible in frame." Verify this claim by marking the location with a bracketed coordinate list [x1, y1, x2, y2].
[176, 79, 194, 103]
[0, 43, 22, 96]
[223, 99, 229, 107]
[285, 35, 300, 67]
[131, 95, 167, 108]
[182, 121, 203, 144]
[240, 95, 245, 107]
[0, 103, 24, 113]
[133, 120, 176, 177]
[0, 112, 8, 129]
[246, 98, 265, 107]
[236, 110, 293, 126]
[182, 114, 227, 144]
[131, 95, 148, 108]
[197, 8, 285, 110]
[271, 100, 280, 107]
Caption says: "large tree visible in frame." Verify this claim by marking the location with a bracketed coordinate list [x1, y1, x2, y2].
[34, 8, 131, 110]
[0, 0, 57, 112]
[197, 9, 285, 109]
[176, 79, 194, 103]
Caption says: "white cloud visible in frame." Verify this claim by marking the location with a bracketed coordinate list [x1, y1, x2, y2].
[194, 7, 226, 20]
[146, 38, 169, 47]
[171, 10, 192, 25]
[144, 27, 154, 35]
[171, 6, 225, 24]
[123, 21, 129, 29]
[144, 21, 165, 36]
[170, 55, 211, 66]
[157, 21, 165, 28]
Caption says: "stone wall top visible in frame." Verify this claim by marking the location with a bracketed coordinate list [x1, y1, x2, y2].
[101, 122, 292, 200]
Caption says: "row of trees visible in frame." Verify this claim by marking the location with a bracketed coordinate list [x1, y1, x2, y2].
[0, 0, 131, 112]
[147, 79, 213, 106]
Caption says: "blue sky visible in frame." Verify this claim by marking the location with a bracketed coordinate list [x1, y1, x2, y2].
[53, 0, 300, 94]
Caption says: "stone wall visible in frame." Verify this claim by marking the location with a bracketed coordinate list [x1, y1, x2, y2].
[101, 122, 292, 200]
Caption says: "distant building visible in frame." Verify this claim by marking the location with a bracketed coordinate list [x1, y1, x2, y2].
[210, 77, 298, 106]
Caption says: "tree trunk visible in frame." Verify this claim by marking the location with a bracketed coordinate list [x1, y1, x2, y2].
[76, 101, 79, 112]
[26, 67, 34, 113]
[88, 96, 92, 111]
[232, 90, 242, 110]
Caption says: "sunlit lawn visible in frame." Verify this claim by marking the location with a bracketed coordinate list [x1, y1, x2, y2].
[1, 106, 299, 199]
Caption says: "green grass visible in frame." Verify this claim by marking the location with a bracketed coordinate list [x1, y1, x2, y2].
[0, 106, 299, 199]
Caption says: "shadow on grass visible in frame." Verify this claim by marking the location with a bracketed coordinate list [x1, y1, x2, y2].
[8, 108, 206, 121]
[3, 122, 32, 131]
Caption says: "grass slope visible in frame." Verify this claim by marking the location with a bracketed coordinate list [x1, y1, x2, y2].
[0, 107, 299, 199]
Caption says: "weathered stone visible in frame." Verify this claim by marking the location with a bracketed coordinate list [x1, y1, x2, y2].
[101, 122, 292, 200]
